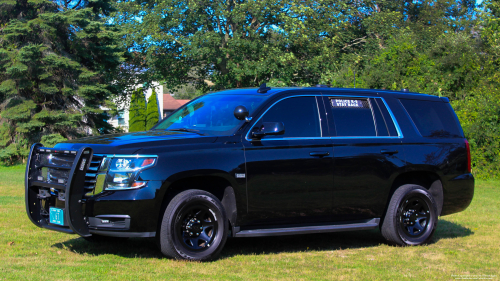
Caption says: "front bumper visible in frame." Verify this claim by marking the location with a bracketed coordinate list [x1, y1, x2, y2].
[86, 180, 162, 234]
[25, 144, 162, 238]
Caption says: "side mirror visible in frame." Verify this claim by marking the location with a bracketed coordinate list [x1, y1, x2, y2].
[234, 105, 249, 121]
[252, 122, 285, 139]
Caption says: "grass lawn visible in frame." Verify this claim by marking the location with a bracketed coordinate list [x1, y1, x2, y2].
[0, 165, 498, 280]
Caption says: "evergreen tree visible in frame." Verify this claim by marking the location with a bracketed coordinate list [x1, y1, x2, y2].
[128, 90, 138, 132]
[128, 88, 146, 132]
[0, 0, 127, 164]
[146, 89, 159, 130]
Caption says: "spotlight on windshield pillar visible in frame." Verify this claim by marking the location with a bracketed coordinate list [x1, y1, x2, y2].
[234, 105, 249, 121]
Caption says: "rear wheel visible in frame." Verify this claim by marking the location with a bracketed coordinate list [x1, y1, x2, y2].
[381, 184, 438, 246]
[158, 189, 228, 261]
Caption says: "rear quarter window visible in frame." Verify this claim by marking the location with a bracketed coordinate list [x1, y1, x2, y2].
[400, 99, 463, 138]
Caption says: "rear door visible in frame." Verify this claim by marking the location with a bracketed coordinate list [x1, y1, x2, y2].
[322, 95, 406, 221]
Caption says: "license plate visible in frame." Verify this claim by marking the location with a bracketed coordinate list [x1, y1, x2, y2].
[49, 207, 64, 226]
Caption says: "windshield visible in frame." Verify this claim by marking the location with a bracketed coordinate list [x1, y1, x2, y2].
[153, 94, 266, 136]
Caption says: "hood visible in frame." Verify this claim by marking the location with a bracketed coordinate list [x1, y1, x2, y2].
[54, 130, 218, 154]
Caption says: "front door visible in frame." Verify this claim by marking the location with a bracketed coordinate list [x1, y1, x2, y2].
[242, 95, 334, 226]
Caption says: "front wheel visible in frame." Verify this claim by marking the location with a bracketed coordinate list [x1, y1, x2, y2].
[158, 189, 228, 261]
[381, 184, 438, 246]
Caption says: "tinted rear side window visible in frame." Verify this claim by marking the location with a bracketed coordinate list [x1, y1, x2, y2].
[374, 99, 398, 136]
[330, 98, 376, 136]
[371, 100, 389, 136]
[400, 99, 463, 138]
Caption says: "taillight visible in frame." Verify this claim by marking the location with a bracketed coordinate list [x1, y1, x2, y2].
[465, 139, 471, 173]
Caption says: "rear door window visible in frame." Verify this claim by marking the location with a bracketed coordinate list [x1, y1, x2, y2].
[328, 97, 399, 137]
[373, 99, 398, 136]
[330, 98, 376, 136]
[400, 99, 463, 138]
[371, 101, 389, 137]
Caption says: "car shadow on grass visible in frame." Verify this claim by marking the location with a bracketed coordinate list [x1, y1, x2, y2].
[221, 218, 473, 259]
[433, 219, 474, 240]
[51, 218, 472, 260]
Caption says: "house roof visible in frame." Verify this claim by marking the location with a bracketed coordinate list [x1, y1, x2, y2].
[163, 94, 190, 111]
[178, 99, 190, 106]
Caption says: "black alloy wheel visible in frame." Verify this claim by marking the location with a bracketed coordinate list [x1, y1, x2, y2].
[398, 195, 431, 238]
[175, 204, 218, 251]
[381, 184, 438, 246]
[158, 189, 228, 261]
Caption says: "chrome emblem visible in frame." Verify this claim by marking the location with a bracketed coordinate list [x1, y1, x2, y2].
[79, 159, 87, 171]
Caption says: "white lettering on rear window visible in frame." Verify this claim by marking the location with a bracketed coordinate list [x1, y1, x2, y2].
[331, 99, 367, 108]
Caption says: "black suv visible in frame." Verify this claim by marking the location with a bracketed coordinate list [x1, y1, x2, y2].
[25, 86, 474, 261]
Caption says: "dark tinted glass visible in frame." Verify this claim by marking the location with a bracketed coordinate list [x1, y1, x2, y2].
[330, 98, 376, 137]
[374, 98, 398, 136]
[400, 99, 463, 138]
[370, 99, 389, 136]
[154, 94, 265, 136]
[260, 96, 321, 138]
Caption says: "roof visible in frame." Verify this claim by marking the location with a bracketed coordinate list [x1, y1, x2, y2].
[163, 94, 190, 110]
[208, 87, 441, 101]
[209, 88, 293, 96]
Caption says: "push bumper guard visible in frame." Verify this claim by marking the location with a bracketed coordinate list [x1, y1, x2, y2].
[25, 143, 93, 237]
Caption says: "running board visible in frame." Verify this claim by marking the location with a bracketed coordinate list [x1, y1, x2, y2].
[234, 218, 380, 238]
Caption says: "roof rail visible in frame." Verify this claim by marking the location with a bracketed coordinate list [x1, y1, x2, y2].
[315, 84, 329, 88]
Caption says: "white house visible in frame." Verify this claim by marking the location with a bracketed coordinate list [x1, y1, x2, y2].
[106, 82, 189, 132]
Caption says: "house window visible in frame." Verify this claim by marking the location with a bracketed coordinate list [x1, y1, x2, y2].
[117, 112, 126, 126]
[163, 110, 174, 118]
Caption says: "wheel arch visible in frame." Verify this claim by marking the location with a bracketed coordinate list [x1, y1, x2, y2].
[154, 170, 240, 235]
[383, 171, 444, 222]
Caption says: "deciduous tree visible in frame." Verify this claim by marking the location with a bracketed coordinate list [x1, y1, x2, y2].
[114, 0, 358, 91]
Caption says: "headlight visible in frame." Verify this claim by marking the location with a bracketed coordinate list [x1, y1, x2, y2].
[103, 156, 157, 190]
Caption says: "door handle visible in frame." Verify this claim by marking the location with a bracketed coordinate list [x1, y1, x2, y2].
[380, 149, 398, 155]
[309, 151, 330, 157]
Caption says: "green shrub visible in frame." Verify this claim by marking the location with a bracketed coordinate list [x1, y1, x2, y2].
[129, 88, 146, 132]
[146, 89, 159, 130]
[452, 85, 500, 179]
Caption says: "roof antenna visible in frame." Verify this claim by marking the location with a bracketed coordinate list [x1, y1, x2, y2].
[353, 70, 356, 89]
[257, 83, 271, 93]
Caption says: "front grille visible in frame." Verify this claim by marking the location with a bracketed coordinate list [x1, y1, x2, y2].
[84, 155, 104, 192]
[43, 154, 76, 184]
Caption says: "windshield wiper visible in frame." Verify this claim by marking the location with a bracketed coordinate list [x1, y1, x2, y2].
[167, 128, 205, 135]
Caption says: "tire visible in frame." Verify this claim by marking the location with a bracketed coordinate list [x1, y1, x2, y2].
[158, 189, 228, 261]
[381, 184, 438, 246]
